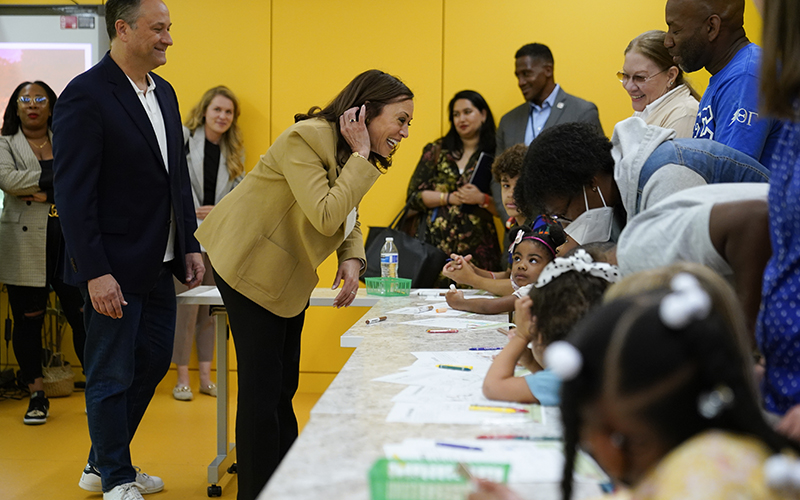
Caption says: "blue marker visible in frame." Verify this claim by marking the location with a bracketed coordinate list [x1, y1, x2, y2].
[435, 442, 482, 451]
[469, 347, 502, 351]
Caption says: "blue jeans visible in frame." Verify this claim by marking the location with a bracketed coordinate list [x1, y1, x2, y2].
[81, 264, 176, 492]
[636, 138, 770, 213]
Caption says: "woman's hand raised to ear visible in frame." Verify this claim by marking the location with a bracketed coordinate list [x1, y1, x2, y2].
[339, 105, 370, 158]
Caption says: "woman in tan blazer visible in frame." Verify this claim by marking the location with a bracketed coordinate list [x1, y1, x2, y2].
[195, 69, 414, 499]
[0, 81, 86, 425]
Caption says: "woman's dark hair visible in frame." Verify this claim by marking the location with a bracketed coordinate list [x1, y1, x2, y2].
[760, 0, 800, 119]
[441, 90, 496, 159]
[2, 81, 58, 136]
[559, 290, 800, 499]
[514, 122, 613, 216]
[294, 69, 413, 167]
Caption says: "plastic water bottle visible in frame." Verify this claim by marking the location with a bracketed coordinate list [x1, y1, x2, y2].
[380, 237, 399, 278]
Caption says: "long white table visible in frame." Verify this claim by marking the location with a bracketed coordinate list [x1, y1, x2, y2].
[256, 291, 605, 500]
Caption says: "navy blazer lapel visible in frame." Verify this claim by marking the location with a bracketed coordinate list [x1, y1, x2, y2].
[542, 88, 567, 129]
[104, 59, 167, 173]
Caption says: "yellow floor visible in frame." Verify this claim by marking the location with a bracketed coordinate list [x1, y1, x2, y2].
[0, 369, 321, 499]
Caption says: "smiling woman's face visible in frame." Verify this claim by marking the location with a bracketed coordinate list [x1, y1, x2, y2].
[621, 51, 672, 112]
[367, 99, 414, 158]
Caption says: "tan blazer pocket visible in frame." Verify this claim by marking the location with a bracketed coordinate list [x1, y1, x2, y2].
[237, 234, 298, 300]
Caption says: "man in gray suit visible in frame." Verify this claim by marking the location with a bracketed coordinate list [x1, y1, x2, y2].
[493, 43, 602, 223]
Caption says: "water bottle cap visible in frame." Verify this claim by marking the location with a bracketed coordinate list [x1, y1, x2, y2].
[386, 237, 394, 242]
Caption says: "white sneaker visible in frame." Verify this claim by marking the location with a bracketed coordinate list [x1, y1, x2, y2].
[103, 483, 144, 500]
[132, 466, 164, 493]
[80, 464, 164, 494]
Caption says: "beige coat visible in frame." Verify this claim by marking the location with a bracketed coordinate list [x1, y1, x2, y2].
[195, 118, 380, 318]
[0, 130, 53, 287]
[636, 84, 700, 138]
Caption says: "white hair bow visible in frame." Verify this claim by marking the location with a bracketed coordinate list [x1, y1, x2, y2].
[534, 249, 620, 288]
[659, 273, 712, 329]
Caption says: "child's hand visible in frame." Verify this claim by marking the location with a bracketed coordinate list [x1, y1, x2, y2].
[468, 479, 523, 500]
[513, 296, 535, 342]
[442, 254, 478, 284]
[445, 288, 466, 309]
[506, 327, 516, 342]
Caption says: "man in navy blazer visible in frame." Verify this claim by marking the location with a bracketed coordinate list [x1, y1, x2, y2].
[52, 0, 203, 498]
[492, 43, 603, 223]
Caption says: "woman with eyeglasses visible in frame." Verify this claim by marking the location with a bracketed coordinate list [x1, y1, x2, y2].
[619, 30, 700, 137]
[0, 81, 86, 425]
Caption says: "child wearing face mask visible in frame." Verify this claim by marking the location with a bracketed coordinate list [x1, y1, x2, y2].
[480, 249, 619, 406]
[445, 217, 564, 315]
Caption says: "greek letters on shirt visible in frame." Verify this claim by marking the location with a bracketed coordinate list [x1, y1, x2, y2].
[695, 105, 715, 139]
[730, 107, 759, 127]
[695, 105, 759, 140]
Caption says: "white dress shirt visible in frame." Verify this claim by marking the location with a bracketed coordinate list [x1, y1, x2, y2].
[126, 73, 176, 262]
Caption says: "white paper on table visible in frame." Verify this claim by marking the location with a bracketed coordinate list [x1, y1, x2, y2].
[386, 402, 540, 425]
[416, 303, 467, 317]
[382, 438, 605, 484]
[196, 288, 222, 297]
[391, 384, 495, 405]
[372, 368, 482, 388]
[400, 317, 513, 330]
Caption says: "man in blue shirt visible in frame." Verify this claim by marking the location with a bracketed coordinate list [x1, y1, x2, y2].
[664, 0, 785, 169]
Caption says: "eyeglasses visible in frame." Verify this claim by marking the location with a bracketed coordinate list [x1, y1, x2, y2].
[616, 68, 668, 86]
[18, 96, 48, 105]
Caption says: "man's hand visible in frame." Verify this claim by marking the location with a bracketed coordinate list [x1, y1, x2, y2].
[331, 258, 361, 308]
[88, 274, 127, 319]
[185, 252, 205, 289]
[196, 205, 214, 220]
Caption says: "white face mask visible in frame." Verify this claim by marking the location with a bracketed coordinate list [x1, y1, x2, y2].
[564, 185, 615, 245]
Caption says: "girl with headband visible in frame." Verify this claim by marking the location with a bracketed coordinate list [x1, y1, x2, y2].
[482, 249, 619, 406]
[445, 216, 565, 315]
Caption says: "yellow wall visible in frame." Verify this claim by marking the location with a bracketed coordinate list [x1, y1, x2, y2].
[0, 0, 764, 391]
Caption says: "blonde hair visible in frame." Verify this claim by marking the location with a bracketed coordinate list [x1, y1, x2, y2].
[185, 86, 244, 180]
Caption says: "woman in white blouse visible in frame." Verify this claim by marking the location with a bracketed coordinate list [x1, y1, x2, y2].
[618, 30, 700, 138]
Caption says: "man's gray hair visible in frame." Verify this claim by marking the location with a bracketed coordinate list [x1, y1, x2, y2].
[105, 0, 142, 41]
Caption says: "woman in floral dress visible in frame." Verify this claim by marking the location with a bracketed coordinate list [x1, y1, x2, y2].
[406, 90, 500, 285]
